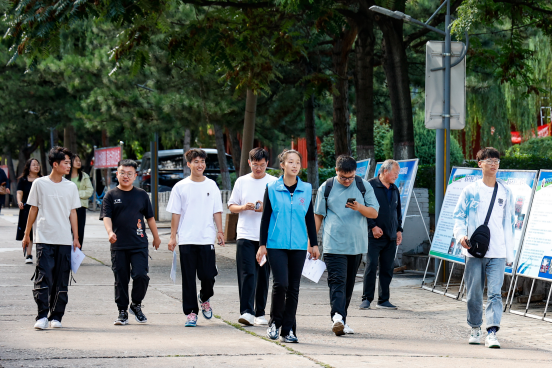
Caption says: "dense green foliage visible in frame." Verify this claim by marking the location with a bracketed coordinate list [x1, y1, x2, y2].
[506, 137, 552, 159]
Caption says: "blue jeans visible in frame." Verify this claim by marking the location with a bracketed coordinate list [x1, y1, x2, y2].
[465, 257, 506, 330]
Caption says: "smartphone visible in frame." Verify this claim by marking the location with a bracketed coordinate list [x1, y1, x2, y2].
[255, 202, 261, 210]
[465, 239, 472, 248]
[346, 198, 355, 205]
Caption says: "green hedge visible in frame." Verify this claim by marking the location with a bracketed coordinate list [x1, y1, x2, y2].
[506, 137, 552, 158]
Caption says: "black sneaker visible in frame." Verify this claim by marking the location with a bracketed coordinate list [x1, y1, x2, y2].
[114, 310, 128, 325]
[129, 303, 147, 323]
[25, 255, 33, 264]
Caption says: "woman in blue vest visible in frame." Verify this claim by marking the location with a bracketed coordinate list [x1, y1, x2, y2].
[257, 149, 319, 343]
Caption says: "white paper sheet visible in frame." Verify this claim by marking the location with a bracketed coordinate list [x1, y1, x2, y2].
[302, 253, 326, 283]
[71, 247, 85, 274]
[170, 250, 177, 284]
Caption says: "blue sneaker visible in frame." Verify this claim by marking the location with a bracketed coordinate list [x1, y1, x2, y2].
[266, 323, 279, 340]
[185, 313, 198, 327]
[198, 294, 213, 319]
[280, 330, 299, 343]
[376, 301, 397, 310]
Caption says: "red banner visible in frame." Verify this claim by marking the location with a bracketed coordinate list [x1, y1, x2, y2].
[511, 124, 551, 145]
[94, 146, 122, 168]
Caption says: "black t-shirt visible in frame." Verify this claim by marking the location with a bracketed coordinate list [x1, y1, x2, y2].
[17, 177, 35, 203]
[100, 187, 154, 250]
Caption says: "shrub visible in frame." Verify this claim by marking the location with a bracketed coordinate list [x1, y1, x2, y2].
[320, 134, 357, 168]
[506, 137, 552, 159]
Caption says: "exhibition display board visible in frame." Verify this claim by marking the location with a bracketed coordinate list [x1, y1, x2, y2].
[374, 159, 419, 228]
[428, 167, 537, 274]
[355, 159, 371, 180]
[514, 170, 552, 281]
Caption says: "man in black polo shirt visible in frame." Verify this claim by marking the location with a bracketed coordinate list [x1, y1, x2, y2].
[101, 159, 161, 325]
[360, 159, 402, 310]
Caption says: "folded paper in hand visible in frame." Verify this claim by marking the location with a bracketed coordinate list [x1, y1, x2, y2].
[302, 253, 326, 283]
[71, 247, 85, 274]
[170, 250, 177, 284]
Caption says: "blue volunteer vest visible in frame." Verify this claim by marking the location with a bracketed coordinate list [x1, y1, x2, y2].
[266, 176, 312, 250]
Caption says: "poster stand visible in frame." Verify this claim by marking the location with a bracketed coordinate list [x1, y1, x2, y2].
[506, 276, 552, 323]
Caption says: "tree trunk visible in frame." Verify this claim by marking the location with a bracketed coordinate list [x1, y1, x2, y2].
[64, 124, 78, 154]
[17, 138, 41, 176]
[39, 139, 48, 175]
[376, 17, 415, 160]
[5, 149, 17, 206]
[182, 128, 191, 178]
[354, 6, 376, 177]
[240, 89, 257, 176]
[305, 94, 319, 188]
[229, 127, 241, 174]
[331, 26, 357, 157]
[214, 124, 232, 190]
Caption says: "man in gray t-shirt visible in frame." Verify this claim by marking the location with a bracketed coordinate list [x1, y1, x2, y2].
[23, 146, 81, 330]
[312, 155, 379, 336]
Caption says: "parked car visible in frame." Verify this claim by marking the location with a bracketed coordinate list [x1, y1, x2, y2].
[139, 148, 235, 192]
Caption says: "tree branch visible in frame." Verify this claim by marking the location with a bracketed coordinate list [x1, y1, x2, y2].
[181, 0, 273, 9]
[492, 0, 552, 15]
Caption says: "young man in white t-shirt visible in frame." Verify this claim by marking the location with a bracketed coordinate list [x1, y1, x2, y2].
[167, 149, 225, 327]
[22, 147, 82, 330]
[228, 148, 276, 326]
[453, 147, 516, 349]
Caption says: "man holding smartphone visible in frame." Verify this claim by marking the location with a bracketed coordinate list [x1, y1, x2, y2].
[313, 155, 379, 336]
[228, 148, 276, 326]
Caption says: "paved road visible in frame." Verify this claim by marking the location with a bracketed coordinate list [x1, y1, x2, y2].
[1, 207, 551, 367]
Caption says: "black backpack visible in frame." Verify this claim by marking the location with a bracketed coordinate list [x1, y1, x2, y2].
[323, 176, 367, 219]
[468, 182, 498, 258]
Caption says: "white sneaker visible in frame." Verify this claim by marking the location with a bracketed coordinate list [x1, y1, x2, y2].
[485, 331, 501, 348]
[50, 320, 62, 328]
[34, 317, 49, 330]
[332, 313, 345, 336]
[343, 323, 354, 334]
[254, 315, 268, 325]
[469, 327, 482, 344]
[238, 313, 255, 326]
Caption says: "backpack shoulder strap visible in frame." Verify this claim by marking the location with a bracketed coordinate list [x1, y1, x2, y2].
[355, 176, 366, 197]
[323, 177, 334, 218]
[484, 182, 499, 226]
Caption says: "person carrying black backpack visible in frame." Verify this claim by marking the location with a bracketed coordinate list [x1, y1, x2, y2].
[313, 155, 379, 336]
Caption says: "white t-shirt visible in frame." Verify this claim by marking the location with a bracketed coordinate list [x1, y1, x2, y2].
[166, 177, 223, 245]
[26, 176, 81, 245]
[477, 182, 507, 258]
[228, 173, 277, 241]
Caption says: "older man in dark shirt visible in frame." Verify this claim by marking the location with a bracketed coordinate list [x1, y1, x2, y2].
[360, 159, 402, 310]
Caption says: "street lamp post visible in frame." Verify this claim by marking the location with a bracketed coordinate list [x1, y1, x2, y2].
[369, 0, 454, 225]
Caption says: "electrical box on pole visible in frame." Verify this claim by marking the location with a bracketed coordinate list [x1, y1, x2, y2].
[425, 41, 466, 130]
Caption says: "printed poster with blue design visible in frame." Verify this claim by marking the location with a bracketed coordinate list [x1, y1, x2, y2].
[355, 159, 371, 180]
[429, 167, 537, 274]
[374, 159, 419, 228]
[515, 170, 552, 281]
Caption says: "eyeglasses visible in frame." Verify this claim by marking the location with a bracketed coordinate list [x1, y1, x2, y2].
[118, 171, 136, 178]
[480, 159, 500, 166]
[338, 175, 355, 182]
[252, 164, 267, 169]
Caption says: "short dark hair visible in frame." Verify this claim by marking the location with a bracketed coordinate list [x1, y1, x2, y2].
[476, 147, 500, 161]
[249, 147, 269, 162]
[185, 148, 207, 163]
[336, 155, 357, 173]
[117, 159, 137, 170]
[48, 146, 72, 167]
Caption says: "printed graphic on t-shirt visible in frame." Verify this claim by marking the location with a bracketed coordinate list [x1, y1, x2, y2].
[114, 199, 122, 204]
[137, 219, 144, 237]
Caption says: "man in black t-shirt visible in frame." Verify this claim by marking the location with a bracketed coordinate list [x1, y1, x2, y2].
[100, 159, 161, 325]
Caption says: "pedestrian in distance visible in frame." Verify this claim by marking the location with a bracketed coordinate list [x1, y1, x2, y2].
[228, 148, 276, 327]
[0, 165, 10, 215]
[257, 149, 318, 343]
[167, 148, 225, 328]
[22, 146, 81, 330]
[16, 158, 42, 264]
[454, 147, 515, 349]
[100, 159, 161, 325]
[313, 155, 379, 336]
[66, 154, 94, 249]
[360, 159, 403, 310]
